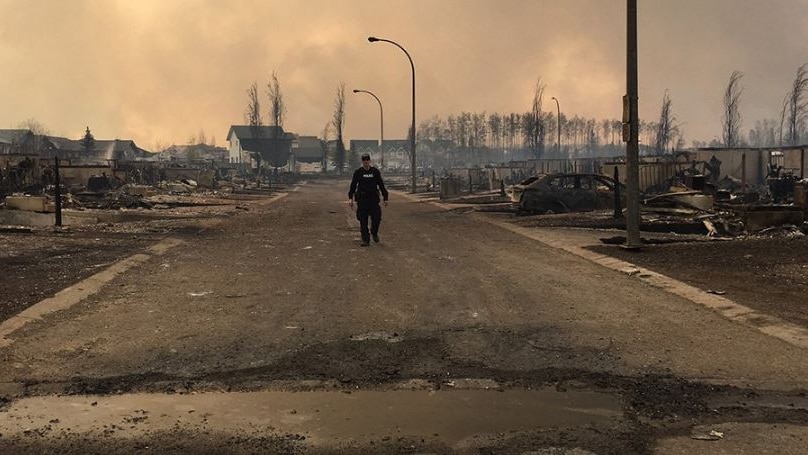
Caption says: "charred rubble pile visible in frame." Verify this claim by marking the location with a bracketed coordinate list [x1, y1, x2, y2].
[1, 169, 238, 216]
[643, 166, 808, 238]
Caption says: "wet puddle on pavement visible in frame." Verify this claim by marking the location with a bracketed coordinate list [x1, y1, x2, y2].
[0, 388, 622, 444]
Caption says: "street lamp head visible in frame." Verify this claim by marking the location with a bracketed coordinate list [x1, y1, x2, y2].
[551, 96, 557, 101]
[352, 89, 360, 93]
[368, 36, 379, 42]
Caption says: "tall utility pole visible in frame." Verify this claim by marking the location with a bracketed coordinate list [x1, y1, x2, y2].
[625, 0, 641, 249]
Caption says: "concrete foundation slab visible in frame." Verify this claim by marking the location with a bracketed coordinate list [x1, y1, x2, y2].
[5, 196, 50, 212]
[0, 209, 99, 227]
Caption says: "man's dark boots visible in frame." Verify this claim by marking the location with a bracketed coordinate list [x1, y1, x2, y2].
[372, 234, 380, 243]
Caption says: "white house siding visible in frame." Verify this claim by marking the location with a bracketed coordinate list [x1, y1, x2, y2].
[296, 162, 322, 173]
[228, 137, 241, 163]
[386, 145, 408, 169]
[693, 147, 804, 185]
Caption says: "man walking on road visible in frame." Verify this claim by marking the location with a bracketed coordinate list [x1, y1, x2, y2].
[348, 153, 389, 247]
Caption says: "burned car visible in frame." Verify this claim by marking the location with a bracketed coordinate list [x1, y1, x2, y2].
[516, 173, 625, 214]
[506, 175, 544, 203]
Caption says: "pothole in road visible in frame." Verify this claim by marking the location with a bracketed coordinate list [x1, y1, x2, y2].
[349, 331, 403, 343]
[0, 389, 623, 446]
[708, 392, 808, 412]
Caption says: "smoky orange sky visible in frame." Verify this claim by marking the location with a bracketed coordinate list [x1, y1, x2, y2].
[1, 0, 807, 150]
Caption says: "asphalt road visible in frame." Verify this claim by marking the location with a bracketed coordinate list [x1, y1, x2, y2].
[2, 179, 808, 454]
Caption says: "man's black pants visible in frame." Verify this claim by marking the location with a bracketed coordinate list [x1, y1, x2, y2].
[356, 201, 382, 242]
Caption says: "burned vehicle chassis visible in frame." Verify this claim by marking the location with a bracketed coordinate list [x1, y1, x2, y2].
[517, 173, 624, 214]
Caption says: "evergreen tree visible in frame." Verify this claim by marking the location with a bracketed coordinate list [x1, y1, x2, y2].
[81, 127, 95, 154]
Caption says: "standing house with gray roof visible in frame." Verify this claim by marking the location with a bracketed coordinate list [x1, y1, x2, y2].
[292, 135, 325, 173]
[349, 139, 409, 169]
[47, 138, 151, 163]
[0, 129, 55, 156]
[159, 144, 228, 163]
[0, 129, 32, 154]
[227, 125, 295, 168]
[350, 140, 379, 162]
[2, 129, 151, 163]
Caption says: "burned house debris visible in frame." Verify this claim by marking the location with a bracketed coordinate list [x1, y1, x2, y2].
[3, 119, 807, 241]
[0, 127, 299, 228]
[430, 145, 807, 238]
[637, 147, 807, 236]
[510, 173, 625, 214]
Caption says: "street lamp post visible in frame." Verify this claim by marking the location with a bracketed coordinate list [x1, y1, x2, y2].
[368, 36, 416, 193]
[352, 89, 384, 169]
[551, 96, 561, 156]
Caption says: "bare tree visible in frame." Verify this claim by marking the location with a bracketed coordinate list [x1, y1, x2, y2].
[457, 112, 471, 152]
[722, 70, 744, 148]
[18, 118, 49, 135]
[611, 119, 622, 145]
[320, 122, 331, 174]
[569, 116, 585, 151]
[244, 82, 263, 170]
[585, 118, 599, 156]
[600, 119, 611, 146]
[654, 90, 679, 154]
[17, 118, 50, 153]
[675, 131, 686, 150]
[245, 82, 263, 133]
[332, 82, 346, 174]
[750, 119, 779, 148]
[524, 78, 546, 159]
[488, 113, 502, 153]
[267, 71, 286, 129]
[780, 63, 808, 146]
[470, 112, 487, 162]
[508, 114, 517, 151]
[153, 139, 166, 154]
[446, 115, 458, 164]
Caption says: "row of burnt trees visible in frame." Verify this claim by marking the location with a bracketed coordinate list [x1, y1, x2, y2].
[245, 72, 286, 134]
[421, 63, 808, 167]
[706, 63, 808, 149]
[245, 74, 354, 174]
[316, 83, 353, 173]
[242, 64, 807, 173]
[244, 72, 287, 171]
[416, 79, 684, 166]
[417, 113, 669, 159]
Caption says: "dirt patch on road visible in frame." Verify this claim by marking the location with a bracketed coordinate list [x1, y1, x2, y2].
[0, 430, 307, 455]
[4, 373, 808, 454]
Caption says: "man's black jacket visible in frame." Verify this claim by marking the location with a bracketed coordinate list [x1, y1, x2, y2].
[348, 166, 389, 204]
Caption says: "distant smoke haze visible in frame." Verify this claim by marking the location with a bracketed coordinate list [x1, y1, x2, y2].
[1, 0, 806, 149]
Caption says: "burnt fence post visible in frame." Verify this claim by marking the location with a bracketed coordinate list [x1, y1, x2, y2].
[54, 156, 62, 227]
[613, 166, 622, 218]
